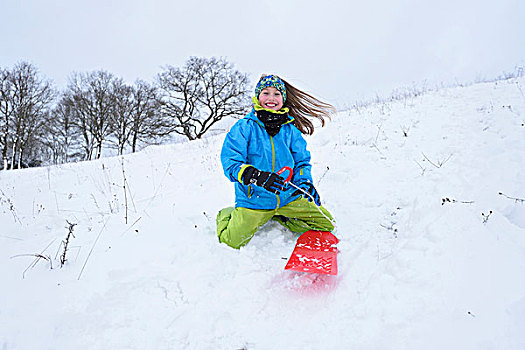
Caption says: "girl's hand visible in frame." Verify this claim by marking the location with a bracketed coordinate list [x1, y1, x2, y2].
[242, 166, 286, 194]
[292, 180, 321, 206]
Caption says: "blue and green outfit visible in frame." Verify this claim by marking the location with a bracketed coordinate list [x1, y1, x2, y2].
[218, 113, 334, 248]
[217, 75, 334, 249]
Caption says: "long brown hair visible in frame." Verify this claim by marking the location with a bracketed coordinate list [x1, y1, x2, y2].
[279, 76, 336, 135]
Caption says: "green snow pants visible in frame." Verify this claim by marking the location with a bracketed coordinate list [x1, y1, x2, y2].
[216, 197, 335, 249]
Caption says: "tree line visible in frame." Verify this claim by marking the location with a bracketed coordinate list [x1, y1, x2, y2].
[0, 57, 251, 170]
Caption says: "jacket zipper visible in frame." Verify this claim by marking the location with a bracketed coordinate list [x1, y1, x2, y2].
[270, 136, 280, 209]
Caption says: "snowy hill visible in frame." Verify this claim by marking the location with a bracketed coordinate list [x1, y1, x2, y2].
[1, 77, 525, 350]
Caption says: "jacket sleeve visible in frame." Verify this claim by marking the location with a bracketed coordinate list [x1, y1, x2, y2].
[290, 128, 313, 184]
[221, 121, 252, 183]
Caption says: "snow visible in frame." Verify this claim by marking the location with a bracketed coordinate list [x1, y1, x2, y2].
[1, 77, 525, 350]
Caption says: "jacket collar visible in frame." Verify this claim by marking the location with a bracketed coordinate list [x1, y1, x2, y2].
[246, 108, 294, 126]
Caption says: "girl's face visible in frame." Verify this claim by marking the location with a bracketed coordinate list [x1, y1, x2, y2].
[258, 87, 284, 111]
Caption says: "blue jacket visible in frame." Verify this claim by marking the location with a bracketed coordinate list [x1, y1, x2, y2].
[221, 109, 313, 209]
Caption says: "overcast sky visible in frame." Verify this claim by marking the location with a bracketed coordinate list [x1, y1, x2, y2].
[1, 0, 524, 108]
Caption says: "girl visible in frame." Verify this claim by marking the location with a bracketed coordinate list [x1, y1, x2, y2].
[217, 74, 335, 249]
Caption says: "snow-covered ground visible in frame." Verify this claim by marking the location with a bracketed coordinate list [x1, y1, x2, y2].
[1, 77, 525, 350]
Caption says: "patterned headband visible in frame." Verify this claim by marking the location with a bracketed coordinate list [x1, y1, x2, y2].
[254, 75, 287, 103]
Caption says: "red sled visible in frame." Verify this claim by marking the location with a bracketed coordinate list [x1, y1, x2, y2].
[285, 230, 339, 275]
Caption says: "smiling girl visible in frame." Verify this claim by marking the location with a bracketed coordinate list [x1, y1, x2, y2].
[217, 74, 336, 249]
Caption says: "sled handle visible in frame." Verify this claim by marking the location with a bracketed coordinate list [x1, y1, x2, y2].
[277, 166, 293, 183]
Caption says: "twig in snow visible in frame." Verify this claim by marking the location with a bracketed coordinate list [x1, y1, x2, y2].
[441, 197, 474, 205]
[120, 216, 142, 236]
[144, 163, 172, 209]
[482, 211, 493, 224]
[380, 222, 398, 238]
[12, 239, 56, 278]
[422, 153, 453, 168]
[11, 254, 53, 274]
[371, 144, 386, 158]
[317, 166, 330, 185]
[60, 221, 77, 267]
[369, 124, 388, 158]
[374, 124, 383, 144]
[202, 211, 211, 221]
[1, 234, 23, 241]
[54, 192, 60, 214]
[78, 218, 109, 280]
[498, 192, 525, 203]
[414, 160, 426, 176]
[401, 125, 410, 137]
[121, 157, 129, 224]
[0, 189, 22, 225]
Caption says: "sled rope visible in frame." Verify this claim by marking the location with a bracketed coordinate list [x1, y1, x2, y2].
[276, 166, 337, 230]
[287, 181, 337, 230]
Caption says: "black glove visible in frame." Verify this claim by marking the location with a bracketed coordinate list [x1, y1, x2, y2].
[292, 180, 321, 206]
[241, 166, 286, 194]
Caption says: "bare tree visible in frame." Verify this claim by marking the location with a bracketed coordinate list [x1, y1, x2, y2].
[128, 80, 164, 153]
[0, 67, 14, 169]
[157, 57, 250, 140]
[62, 70, 120, 160]
[52, 73, 164, 161]
[109, 80, 164, 154]
[43, 99, 84, 164]
[0, 62, 55, 170]
[110, 82, 134, 155]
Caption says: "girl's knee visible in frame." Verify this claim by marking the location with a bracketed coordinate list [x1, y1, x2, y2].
[219, 231, 254, 249]
[216, 207, 270, 249]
